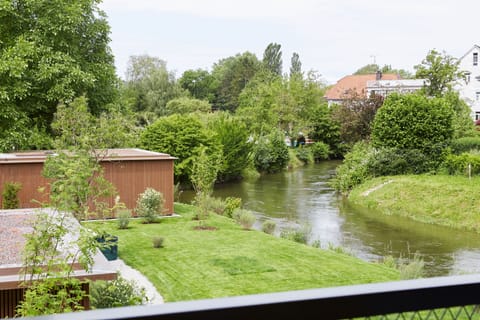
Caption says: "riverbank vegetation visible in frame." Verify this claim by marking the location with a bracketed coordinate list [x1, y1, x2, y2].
[348, 175, 480, 233]
[86, 203, 399, 302]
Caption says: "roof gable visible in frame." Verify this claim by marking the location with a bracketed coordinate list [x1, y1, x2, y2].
[325, 73, 400, 100]
[459, 44, 480, 62]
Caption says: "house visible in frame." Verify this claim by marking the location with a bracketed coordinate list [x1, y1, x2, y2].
[0, 148, 176, 215]
[366, 79, 427, 97]
[0, 208, 117, 318]
[324, 71, 401, 106]
[457, 44, 480, 120]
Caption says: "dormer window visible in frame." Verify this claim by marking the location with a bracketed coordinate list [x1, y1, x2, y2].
[474, 52, 478, 66]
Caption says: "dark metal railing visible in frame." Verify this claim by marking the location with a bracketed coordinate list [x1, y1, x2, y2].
[27, 274, 480, 320]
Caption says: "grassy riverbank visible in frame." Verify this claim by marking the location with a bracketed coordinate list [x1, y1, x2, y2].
[87, 203, 398, 302]
[348, 175, 480, 233]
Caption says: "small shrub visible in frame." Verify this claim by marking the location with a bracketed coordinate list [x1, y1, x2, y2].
[205, 196, 226, 215]
[2, 181, 22, 209]
[451, 136, 480, 154]
[280, 224, 312, 244]
[295, 147, 314, 164]
[224, 197, 242, 218]
[262, 220, 276, 235]
[311, 142, 330, 161]
[136, 188, 165, 223]
[117, 209, 132, 230]
[232, 208, 256, 230]
[90, 276, 148, 308]
[253, 130, 290, 173]
[399, 253, 425, 280]
[442, 153, 480, 176]
[152, 236, 164, 248]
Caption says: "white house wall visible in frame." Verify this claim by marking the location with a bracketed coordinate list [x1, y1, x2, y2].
[457, 45, 480, 120]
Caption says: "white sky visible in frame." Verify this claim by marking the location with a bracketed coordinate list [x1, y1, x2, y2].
[100, 0, 479, 84]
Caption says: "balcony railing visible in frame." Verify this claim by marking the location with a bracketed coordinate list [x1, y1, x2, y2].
[27, 274, 480, 320]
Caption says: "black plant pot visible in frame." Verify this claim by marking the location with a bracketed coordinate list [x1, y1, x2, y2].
[95, 235, 118, 261]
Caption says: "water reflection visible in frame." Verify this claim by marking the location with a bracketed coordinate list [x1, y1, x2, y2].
[179, 162, 480, 276]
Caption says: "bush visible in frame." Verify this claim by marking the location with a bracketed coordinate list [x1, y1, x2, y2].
[442, 153, 480, 176]
[295, 147, 314, 164]
[331, 142, 374, 193]
[204, 196, 226, 215]
[451, 136, 480, 154]
[366, 148, 433, 176]
[152, 236, 164, 248]
[262, 220, 276, 234]
[117, 209, 131, 230]
[136, 188, 165, 223]
[224, 197, 242, 218]
[90, 276, 148, 309]
[371, 93, 454, 154]
[2, 182, 21, 209]
[232, 208, 256, 230]
[310, 142, 330, 161]
[399, 253, 425, 280]
[280, 224, 312, 244]
[253, 130, 289, 173]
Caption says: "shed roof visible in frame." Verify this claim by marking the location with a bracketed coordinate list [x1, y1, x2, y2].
[0, 148, 176, 164]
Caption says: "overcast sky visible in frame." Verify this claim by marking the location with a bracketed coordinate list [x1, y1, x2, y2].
[100, 0, 479, 84]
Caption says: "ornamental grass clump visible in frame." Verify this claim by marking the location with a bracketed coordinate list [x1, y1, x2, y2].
[233, 208, 256, 230]
[117, 209, 132, 230]
[262, 220, 276, 235]
[152, 236, 164, 248]
[136, 188, 165, 223]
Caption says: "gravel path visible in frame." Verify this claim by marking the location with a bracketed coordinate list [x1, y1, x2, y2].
[106, 258, 164, 304]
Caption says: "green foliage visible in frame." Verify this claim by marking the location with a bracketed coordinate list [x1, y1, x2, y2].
[124, 55, 186, 115]
[18, 211, 98, 316]
[204, 196, 227, 216]
[253, 130, 290, 173]
[262, 220, 276, 235]
[211, 52, 261, 112]
[295, 146, 314, 164]
[209, 112, 253, 181]
[90, 276, 148, 309]
[117, 209, 132, 230]
[367, 148, 434, 176]
[451, 136, 480, 154]
[442, 153, 480, 176]
[399, 253, 425, 280]
[414, 49, 465, 97]
[308, 103, 344, 158]
[165, 97, 211, 115]
[43, 151, 116, 220]
[179, 68, 216, 102]
[371, 93, 454, 154]
[224, 197, 242, 218]
[232, 208, 256, 230]
[140, 114, 219, 184]
[353, 64, 413, 78]
[310, 142, 330, 161]
[0, 0, 117, 136]
[289, 52, 302, 79]
[331, 142, 374, 193]
[280, 224, 312, 244]
[262, 42, 283, 76]
[2, 181, 21, 209]
[136, 188, 165, 223]
[152, 236, 165, 248]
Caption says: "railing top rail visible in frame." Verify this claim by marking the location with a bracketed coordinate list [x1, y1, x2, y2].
[26, 274, 480, 320]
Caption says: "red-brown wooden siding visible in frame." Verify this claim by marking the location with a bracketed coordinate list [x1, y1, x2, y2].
[0, 150, 175, 215]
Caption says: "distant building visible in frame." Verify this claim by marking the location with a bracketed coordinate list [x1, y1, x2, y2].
[457, 44, 480, 120]
[324, 72, 401, 106]
[366, 79, 428, 97]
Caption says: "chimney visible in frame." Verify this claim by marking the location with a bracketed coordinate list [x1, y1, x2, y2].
[376, 70, 382, 80]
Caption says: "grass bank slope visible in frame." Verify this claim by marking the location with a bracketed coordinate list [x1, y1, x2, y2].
[349, 175, 480, 233]
[88, 203, 398, 302]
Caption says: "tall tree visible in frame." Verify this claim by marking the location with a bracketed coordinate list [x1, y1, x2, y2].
[211, 52, 261, 112]
[0, 0, 118, 143]
[414, 49, 465, 96]
[124, 55, 186, 116]
[262, 42, 283, 76]
[179, 69, 216, 102]
[290, 52, 302, 79]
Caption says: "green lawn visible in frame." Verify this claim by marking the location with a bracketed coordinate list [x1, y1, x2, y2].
[349, 175, 480, 233]
[86, 203, 398, 302]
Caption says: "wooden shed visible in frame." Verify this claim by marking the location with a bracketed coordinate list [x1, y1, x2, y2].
[0, 148, 176, 215]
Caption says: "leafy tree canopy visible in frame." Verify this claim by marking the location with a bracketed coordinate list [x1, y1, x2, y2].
[179, 69, 216, 102]
[353, 64, 413, 78]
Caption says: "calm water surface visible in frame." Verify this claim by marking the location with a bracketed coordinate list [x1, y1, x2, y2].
[180, 161, 480, 277]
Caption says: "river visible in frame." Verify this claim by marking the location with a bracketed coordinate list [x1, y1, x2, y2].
[179, 161, 480, 277]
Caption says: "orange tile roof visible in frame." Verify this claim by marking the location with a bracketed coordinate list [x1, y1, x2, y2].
[325, 73, 401, 101]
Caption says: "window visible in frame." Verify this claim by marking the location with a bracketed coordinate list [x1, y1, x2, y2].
[476, 92, 480, 101]
[474, 52, 478, 66]
[476, 112, 480, 121]
[466, 72, 471, 84]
